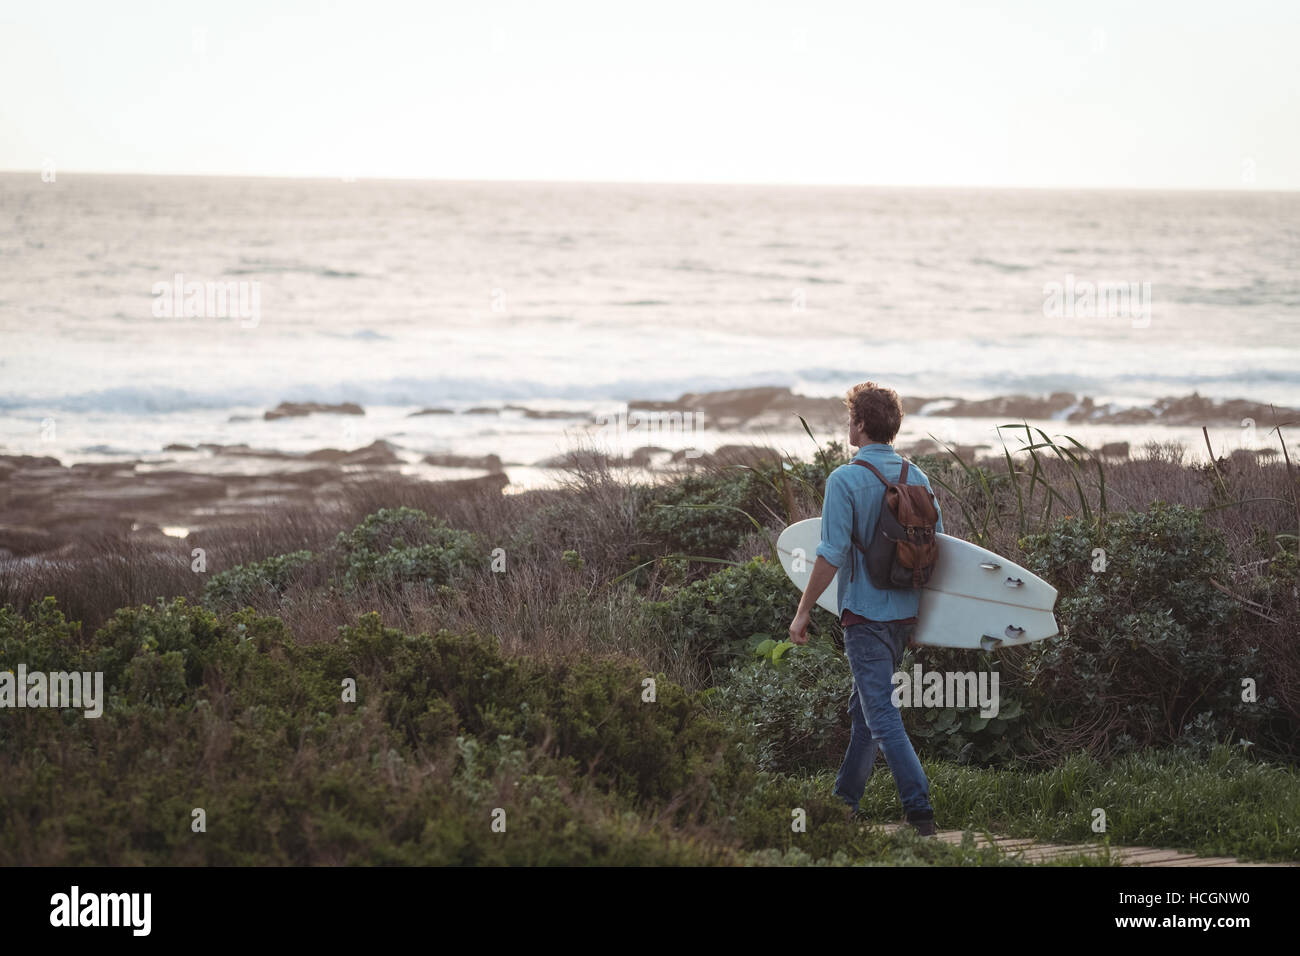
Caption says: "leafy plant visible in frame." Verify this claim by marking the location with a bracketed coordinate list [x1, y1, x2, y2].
[646, 557, 837, 675]
[203, 550, 314, 609]
[1019, 503, 1279, 758]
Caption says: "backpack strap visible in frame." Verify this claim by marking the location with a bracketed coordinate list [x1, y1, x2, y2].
[848, 457, 914, 565]
[848, 458, 907, 579]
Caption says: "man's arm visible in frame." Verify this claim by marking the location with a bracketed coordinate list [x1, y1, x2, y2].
[789, 556, 838, 644]
[789, 468, 851, 645]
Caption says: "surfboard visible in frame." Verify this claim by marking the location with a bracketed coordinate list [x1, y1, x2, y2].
[776, 518, 1059, 650]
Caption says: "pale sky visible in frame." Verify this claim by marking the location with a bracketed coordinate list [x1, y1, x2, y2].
[1, 0, 1297, 188]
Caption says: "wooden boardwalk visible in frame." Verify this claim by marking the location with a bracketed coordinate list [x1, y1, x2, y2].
[877, 823, 1296, 867]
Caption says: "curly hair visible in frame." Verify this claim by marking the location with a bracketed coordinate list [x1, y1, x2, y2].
[844, 382, 904, 443]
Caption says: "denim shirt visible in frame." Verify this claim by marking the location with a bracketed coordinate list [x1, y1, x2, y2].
[814, 443, 944, 622]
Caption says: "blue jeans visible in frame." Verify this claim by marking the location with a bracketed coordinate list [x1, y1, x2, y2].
[833, 619, 932, 816]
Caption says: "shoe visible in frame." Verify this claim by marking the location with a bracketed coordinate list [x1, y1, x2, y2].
[906, 809, 937, 837]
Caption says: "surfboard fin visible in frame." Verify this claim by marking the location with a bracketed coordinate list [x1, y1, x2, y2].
[982, 626, 1027, 652]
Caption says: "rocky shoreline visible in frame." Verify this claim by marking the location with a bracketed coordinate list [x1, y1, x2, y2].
[231, 387, 1299, 430]
[0, 449, 507, 562]
[627, 387, 1300, 429]
[3, 387, 1294, 562]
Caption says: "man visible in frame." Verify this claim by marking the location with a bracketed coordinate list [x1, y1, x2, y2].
[788, 382, 942, 836]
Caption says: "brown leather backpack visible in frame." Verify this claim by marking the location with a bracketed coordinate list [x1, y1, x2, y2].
[850, 459, 940, 589]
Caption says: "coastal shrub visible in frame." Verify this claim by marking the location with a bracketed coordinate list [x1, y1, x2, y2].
[639, 472, 761, 558]
[336, 611, 751, 813]
[710, 635, 1036, 773]
[893, 644, 1040, 766]
[202, 549, 314, 609]
[711, 638, 850, 773]
[0, 598, 751, 863]
[637, 459, 828, 561]
[1019, 503, 1277, 757]
[334, 507, 486, 591]
[646, 557, 837, 674]
[0, 596, 86, 677]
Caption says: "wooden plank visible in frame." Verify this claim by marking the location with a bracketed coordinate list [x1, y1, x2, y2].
[1155, 856, 1248, 867]
[872, 822, 1299, 866]
[1111, 847, 1196, 864]
[1116, 849, 1199, 865]
[1018, 844, 1104, 862]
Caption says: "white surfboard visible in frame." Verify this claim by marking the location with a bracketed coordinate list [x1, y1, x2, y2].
[776, 518, 1059, 650]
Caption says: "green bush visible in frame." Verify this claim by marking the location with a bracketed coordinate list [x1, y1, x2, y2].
[1020, 503, 1278, 757]
[0, 596, 85, 676]
[711, 638, 850, 773]
[335, 507, 486, 590]
[0, 598, 752, 864]
[336, 611, 752, 814]
[638, 473, 763, 558]
[895, 645, 1038, 766]
[637, 459, 829, 560]
[198, 508, 487, 611]
[646, 557, 838, 675]
[203, 550, 314, 609]
[711, 635, 1035, 773]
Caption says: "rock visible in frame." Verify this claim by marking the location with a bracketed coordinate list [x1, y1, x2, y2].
[503, 405, 586, 420]
[629, 446, 670, 467]
[462, 407, 500, 415]
[628, 386, 842, 431]
[901, 439, 989, 460]
[163, 443, 195, 451]
[422, 453, 504, 472]
[669, 445, 781, 468]
[931, 393, 1081, 420]
[264, 401, 365, 420]
[69, 462, 138, 478]
[0, 453, 62, 470]
[0, 444, 501, 560]
[204, 444, 300, 461]
[1143, 394, 1300, 426]
[337, 440, 402, 466]
[408, 407, 455, 416]
[302, 448, 349, 463]
[631, 386, 787, 423]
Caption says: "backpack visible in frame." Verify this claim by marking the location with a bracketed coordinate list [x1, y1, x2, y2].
[849, 458, 940, 589]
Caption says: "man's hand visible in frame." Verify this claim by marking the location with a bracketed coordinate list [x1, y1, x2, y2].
[789, 609, 811, 645]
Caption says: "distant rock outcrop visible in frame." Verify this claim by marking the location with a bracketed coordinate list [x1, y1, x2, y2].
[264, 401, 365, 420]
[629, 387, 841, 430]
[422, 452, 504, 472]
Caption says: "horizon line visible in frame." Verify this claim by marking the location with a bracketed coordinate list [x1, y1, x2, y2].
[1, 168, 1295, 194]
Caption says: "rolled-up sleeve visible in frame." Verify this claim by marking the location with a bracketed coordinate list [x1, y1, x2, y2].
[816, 468, 853, 568]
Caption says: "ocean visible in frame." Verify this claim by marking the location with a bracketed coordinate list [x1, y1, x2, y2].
[2, 173, 1297, 475]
